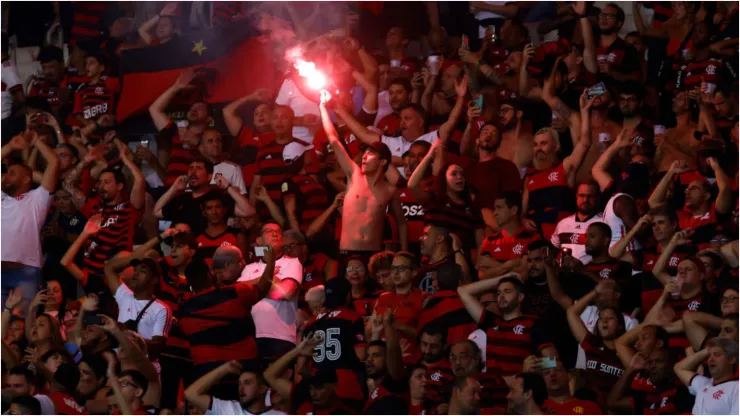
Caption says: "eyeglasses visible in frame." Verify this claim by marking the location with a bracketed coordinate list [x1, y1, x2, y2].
[619, 97, 639, 103]
[120, 381, 140, 389]
[346, 267, 365, 273]
[721, 296, 738, 303]
[391, 265, 412, 272]
[262, 228, 281, 236]
[599, 12, 617, 19]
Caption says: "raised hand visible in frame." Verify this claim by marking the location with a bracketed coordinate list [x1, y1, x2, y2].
[97, 315, 120, 333]
[173, 175, 188, 192]
[214, 175, 230, 190]
[572, 1, 587, 16]
[103, 350, 118, 378]
[8, 134, 29, 151]
[97, 114, 116, 127]
[222, 360, 243, 375]
[522, 43, 535, 65]
[635, 214, 653, 231]
[454, 75, 469, 98]
[579, 90, 597, 111]
[669, 160, 690, 174]
[319, 89, 332, 107]
[30, 289, 49, 309]
[332, 191, 347, 208]
[83, 144, 106, 164]
[81, 293, 99, 312]
[297, 332, 323, 357]
[253, 185, 270, 202]
[706, 157, 720, 171]
[466, 104, 481, 120]
[411, 72, 424, 90]
[262, 244, 275, 264]
[421, 67, 436, 91]
[628, 352, 646, 371]
[82, 214, 103, 236]
[175, 69, 197, 89]
[135, 146, 156, 163]
[672, 228, 694, 245]
[5, 288, 23, 310]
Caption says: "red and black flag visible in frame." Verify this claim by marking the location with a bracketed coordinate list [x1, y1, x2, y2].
[116, 20, 277, 123]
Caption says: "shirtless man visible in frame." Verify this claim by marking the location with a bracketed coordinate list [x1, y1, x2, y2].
[319, 91, 407, 257]
[655, 92, 698, 173]
[498, 99, 533, 174]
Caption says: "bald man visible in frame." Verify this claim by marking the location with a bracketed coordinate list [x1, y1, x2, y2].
[212, 246, 246, 285]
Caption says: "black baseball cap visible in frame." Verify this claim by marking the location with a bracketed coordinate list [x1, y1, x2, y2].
[171, 232, 198, 250]
[365, 142, 392, 171]
[323, 277, 351, 309]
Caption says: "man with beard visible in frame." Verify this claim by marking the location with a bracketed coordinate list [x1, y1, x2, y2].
[521, 241, 557, 317]
[415, 326, 453, 412]
[522, 92, 592, 241]
[585, 3, 641, 82]
[417, 224, 470, 292]
[497, 99, 534, 173]
[608, 348, 693, 414]
[364, 312, 409, 414]
[1, 132, 59, 308]
[149, 69, 214, 187]
[61, 147, 145, 302]
[655, 92, 699, 173]
[710, 85, 738, 140]
[199, 129, 247, 194]
[448, 340, 508, 413]
[154, 158, 254, 235]
[185, 360, 284, 415]
[506, 372, 548, 415]
[541, 360, 602, 415]
[28, 46, 71, 116]
[481, 192, 539, 274]
[335, 76, 467, 164]
[551, 181, 604, 263]
[377, 78, 413, 137]
[418, 265, 476, 346]
[462, 122, 522, 231]
[319, 91, 406, 256]
[459, 275, 555, 378]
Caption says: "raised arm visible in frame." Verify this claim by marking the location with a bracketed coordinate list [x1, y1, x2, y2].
[674, 347, 709, 386]
[607, 355, 643, 413]
[437, 76, 468, 140]
[320, 92, 357, 177]
[185, 361, 243, 413]
[305, 192, 344, 240]
[255, 186, 287, 229]
[149, 70, 197, 131]
[563, 91, 593, 175]
[407, 142, 438, 203]
[566, 290, 596, 343]
[574, 2, 598, 73]
[545, 262, 572, 310]
[683, 311, 723, 351]
[222, 89, 270, 137]
[383, 310, 405, 381]
[632, 3, 668, 39]
[592, 126, 633, 191]
[707, 157, 732, 214]
[29, 132, 60, 192]
[609, 214, 651, 260]
[457, 274, 511, 321]
[137, 14, 159, 46]
[117, 143, 146, 210]
[352, 69, 379, 114]
[264, 334, 322, 400]
[648, 160, 687, 208]
[60, 215, 103, 284]
[652, 230, 692, 286]
[389, 193, 408, 251]
[153, 175, 187, 218]
[214, 176, 256, 217]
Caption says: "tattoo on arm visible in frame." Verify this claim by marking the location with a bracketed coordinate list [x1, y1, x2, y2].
[62, 162, 88, 208]
[553, 100, 572, 119]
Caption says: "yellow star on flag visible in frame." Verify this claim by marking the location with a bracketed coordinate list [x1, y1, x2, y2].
[192, 40, 208, 56]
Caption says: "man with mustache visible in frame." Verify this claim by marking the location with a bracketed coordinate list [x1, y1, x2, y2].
[377, 78, 414, 137]
[153, 157, 254, 235]
[583, 3, 641, 82]
[497, 99, 534, 174]
[149, 69, 214, 188]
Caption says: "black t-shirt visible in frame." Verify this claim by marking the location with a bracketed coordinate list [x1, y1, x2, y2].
[161, 188, 235, 235]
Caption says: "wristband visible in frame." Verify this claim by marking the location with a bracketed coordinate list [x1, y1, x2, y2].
[3, 307, 12, 313]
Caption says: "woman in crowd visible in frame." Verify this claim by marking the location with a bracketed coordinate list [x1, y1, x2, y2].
[346, 255, 380, 317]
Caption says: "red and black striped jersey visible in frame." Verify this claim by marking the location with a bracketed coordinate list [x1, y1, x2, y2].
[300, 252, 335, 301]
[375, 288, 428, 364]
[364, 377, 410, 414]
[677, 58, 724, 91]
[178, 282, 262, 369]
[159, 122, 200, 188]
[584, 258, 632, 285]
[28, 77, 67, 109]
[350, 286, 379, 318]
[232, 129, 272, 190]
[158, 258, 193, 359]
[480, 227, 539, 261]
[632, 242, 697, 275]
[479, 372, 509, 409]
[478, 310, 545, 376]
[580, 332, 624, 407]
[423, 192, 484, 252]
[257, 138, 314, 201]
[281, 174, 329, 233]
[595, 37, 642, 80]
[525, 163, 576, 241]
[81, 198, 142, 287]
[70, 2, 108, 44]
[422, 358, 454, 409]
[196, 227, 240, 266]
[417, 290, 476, 347]
[664, 292, 720, 355]
[630, 382, 693, 415]
[73, 76, 119, 120]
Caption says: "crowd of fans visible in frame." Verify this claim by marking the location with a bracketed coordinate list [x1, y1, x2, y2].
[1, 1, 739, 415]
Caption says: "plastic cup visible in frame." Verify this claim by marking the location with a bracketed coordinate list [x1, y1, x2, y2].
[654, 125, 666, 135]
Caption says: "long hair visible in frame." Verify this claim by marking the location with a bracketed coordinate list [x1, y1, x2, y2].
[595, 307, 626, 341]
[34, 314, 64, 351]
[433, 163, 474, 205]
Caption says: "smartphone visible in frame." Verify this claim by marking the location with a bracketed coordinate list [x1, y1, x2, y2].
[472, 94, 484, 110]
[587, 82, 607, 99]
[541, 357, 557, 369]
[559, 247, 573, 267]
[38, 283, 47, 292]
[461, 34, 470, 51]
[254, 246, 269, 257]
[487, 25, 496, 42]
[82, 315, 104, 326]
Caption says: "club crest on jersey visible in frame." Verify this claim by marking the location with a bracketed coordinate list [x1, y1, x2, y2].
[548, 172, 559, 182]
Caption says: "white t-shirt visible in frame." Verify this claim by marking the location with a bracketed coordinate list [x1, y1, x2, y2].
[33, 394, 56, 415]
[115, 284, 172, 340]
[207, 398, 286, 415]
[381, 130, 438, 158]
[275, 78, 320, 144]
[550, 214, 605, 264]
[211, 161, 247, 194]
[469, 329, 487, 372]
[575, 305, 638, 369]
[689, 375, 739, 415]
[1, 60, 22, 119]
[1, 187, 54, 268]
[238, 256, 303, 343]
